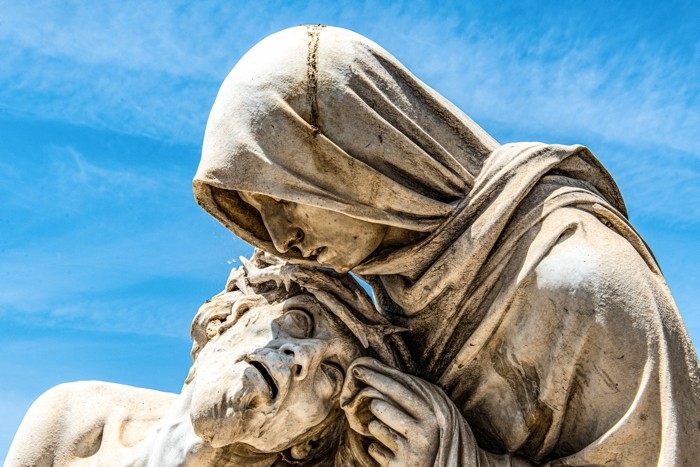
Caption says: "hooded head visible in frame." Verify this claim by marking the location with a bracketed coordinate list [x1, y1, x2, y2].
[193, 25, 499, 268]
[193, 25, 628, 287]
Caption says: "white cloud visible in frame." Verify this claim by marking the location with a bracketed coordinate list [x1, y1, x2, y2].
[0, 144, 186, 218]
[607, 147, 700, 226]
[60, 146, 169, 195]
[0, 1, 240, 79]
[0, 217, 242, 305]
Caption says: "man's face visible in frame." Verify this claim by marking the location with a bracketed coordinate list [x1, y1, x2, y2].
[189, 292, 362, 452]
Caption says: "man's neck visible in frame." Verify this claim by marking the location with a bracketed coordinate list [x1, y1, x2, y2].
[125, 384, 277, 467]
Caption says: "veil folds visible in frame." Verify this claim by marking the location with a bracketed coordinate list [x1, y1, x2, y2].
[193, 26, 629, 280]
[193, 25, 499, 261]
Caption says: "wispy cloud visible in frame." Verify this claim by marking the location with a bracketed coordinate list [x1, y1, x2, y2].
[1, 1, 697, 152]
[0, 214, 248, 334]
[0, 1, 239, 79]
[0, 136, 249, 338]
[1, 143, 184, 218]
[604, 144, 700, 225]
[59, 146, 169, 197]
[0, 3, 216, 143]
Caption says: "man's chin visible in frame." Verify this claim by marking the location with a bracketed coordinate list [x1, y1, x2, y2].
[190, 398, 241, 446]
[192, 415, 238, 448]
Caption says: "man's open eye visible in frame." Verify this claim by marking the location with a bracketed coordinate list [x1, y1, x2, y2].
[279, 309, 313, 338]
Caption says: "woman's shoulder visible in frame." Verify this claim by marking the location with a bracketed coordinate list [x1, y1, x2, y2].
[530, 207, 658, 307]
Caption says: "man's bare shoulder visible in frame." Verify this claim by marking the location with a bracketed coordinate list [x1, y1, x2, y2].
[5, 381, 177, 467]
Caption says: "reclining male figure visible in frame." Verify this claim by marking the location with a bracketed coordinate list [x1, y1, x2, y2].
[6, 253, 409, 466]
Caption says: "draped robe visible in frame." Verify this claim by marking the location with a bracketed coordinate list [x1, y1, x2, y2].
[193, 25, 700, 465]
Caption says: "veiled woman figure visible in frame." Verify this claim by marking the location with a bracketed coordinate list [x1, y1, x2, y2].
[193, 26, 700, 466]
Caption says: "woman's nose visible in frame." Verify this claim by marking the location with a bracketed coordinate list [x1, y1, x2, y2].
[263, 215, 304, 253]
[279, 343, 313, 381]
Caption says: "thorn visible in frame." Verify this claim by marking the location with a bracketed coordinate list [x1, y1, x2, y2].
[240, 256, 253, 273]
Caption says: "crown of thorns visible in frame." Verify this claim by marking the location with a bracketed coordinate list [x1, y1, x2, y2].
[190, 251, 412, 372]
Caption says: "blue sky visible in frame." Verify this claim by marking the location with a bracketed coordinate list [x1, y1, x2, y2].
[1, 0, 698, 459]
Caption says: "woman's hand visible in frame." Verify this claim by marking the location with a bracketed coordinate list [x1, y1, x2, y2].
[340, 357, 440, 467]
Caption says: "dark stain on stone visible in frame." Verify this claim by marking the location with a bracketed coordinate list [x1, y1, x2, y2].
[305, 24, 324, 136]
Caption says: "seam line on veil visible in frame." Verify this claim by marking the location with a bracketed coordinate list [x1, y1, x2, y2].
[306, 24, 324, 134]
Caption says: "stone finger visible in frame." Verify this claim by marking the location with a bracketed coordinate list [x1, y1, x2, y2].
[368, 417, 405, 452]
[368, 442, 394, 467]
[369, 398, 416, 437]
[353, 366, 424, 416]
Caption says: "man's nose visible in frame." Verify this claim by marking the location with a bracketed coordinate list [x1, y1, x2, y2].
[279, 342, 315, 381]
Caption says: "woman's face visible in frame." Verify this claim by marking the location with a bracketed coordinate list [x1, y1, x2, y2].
[239, 192, 388, 273]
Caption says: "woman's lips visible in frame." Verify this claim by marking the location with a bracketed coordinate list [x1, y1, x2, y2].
[302, 246, 326, 259]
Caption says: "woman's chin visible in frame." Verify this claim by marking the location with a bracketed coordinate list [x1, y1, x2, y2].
[321, 261, 352, 274]
[331, 264, 352, 274]
[317, 251, 357, 273]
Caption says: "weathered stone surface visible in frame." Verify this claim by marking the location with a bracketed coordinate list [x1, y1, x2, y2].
[193, 25, 700, 465]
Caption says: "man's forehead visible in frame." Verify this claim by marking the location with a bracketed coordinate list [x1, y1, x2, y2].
[216, 267, 363, 340]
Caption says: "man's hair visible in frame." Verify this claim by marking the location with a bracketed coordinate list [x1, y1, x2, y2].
[190, 250, 411, 372]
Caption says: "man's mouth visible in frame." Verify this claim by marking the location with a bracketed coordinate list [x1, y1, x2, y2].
[249, 360, 279, 400]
